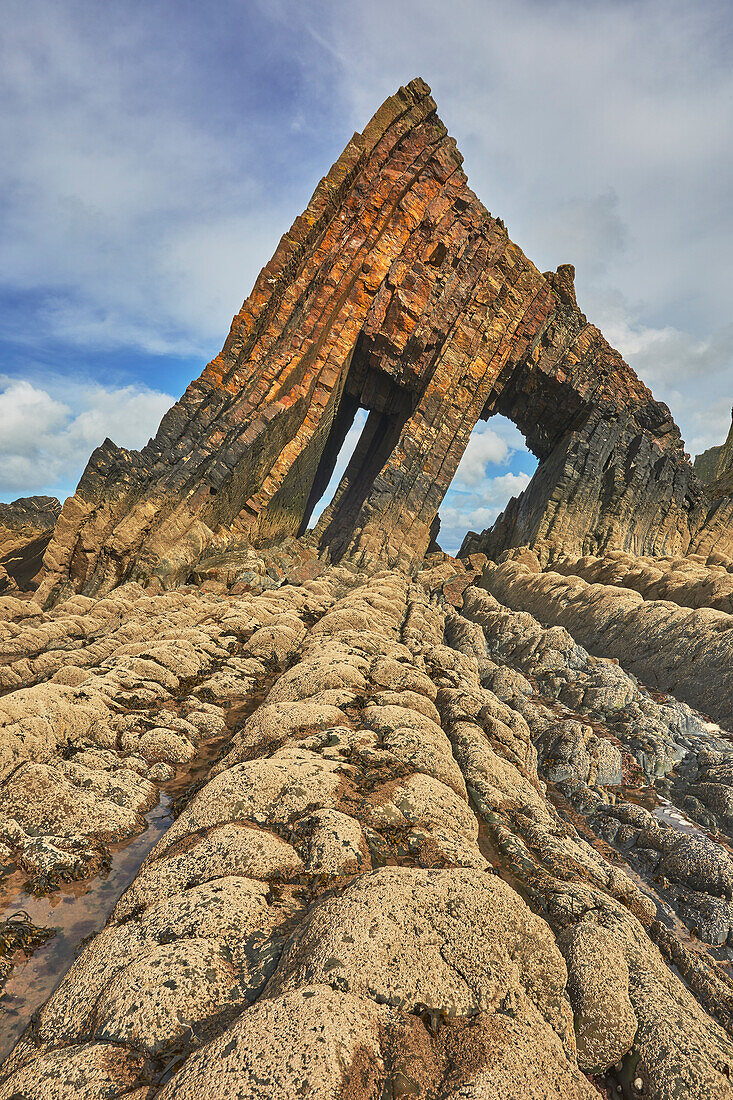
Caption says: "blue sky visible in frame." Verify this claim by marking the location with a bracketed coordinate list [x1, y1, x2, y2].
[1, 0, 731, 552]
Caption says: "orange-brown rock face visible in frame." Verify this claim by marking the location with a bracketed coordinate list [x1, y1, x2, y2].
[37, 79, 730, 603]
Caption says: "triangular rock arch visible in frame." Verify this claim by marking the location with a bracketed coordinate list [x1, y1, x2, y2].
[38, 79, 727, 602]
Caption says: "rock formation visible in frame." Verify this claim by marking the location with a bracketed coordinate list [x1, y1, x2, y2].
[478, 551, 733, 728]
[695, 409, 733, 502]
[3, 546, 733, 1096]
[0, 496, 61, 594]
[695, 408, 733, 482]
[37, 79, 733, 606]
[3, 79, 733, 1099]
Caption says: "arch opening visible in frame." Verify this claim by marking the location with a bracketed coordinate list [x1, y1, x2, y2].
[439, 415, 538, 556]
[304, 406, 369, 533]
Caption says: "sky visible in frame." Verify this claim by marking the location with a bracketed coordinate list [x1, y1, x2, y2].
[1, 0, 731, 553]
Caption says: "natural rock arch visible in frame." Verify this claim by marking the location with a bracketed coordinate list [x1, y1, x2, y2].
[38, 79, 729, 603]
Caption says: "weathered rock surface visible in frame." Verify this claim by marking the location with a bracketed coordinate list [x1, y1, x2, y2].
[551, 547, 733, 614]
[3, 559, 733, 1097]
[36, 80, 732, 605]
[423, 555, 733, 991]
[0, 496, 60, 593]
[0, 541, 344, 894]
[479, 556, 733, 728]
[695, 408, 733, 487]
[558, 922, 637, 1072]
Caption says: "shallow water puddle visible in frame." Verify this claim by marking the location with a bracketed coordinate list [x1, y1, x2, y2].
[653, 795, 703, 835]
[0, 796, 172, 1059]
[0, 675, 279, 1058]
[621, 782, 706, 836]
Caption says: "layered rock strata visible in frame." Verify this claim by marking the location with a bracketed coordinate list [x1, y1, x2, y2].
[3, 74, 733, 1100]
[0, 545, 337, 903]
[477, 556, 733, 729]
[3, 557, 733, 1096]
[37, 80, 730, 604]
[549, 547, 733, 613]
[0, 497, 60, 594]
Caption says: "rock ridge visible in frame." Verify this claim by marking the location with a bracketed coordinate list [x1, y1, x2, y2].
[3, 79, 733, 1099]
[0, 496, 61, 595]
[2, 551, 733, 1095]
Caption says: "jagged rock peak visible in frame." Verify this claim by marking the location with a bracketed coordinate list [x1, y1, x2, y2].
[0, 495, 62, 594]
[0, 496, 61, 531]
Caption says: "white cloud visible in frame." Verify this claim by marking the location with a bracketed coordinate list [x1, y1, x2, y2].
[439, 469, 533, 554]
[0, 2, 301, 357]
[0, 377, 174, 499]
[442, 473, 532, 527]
[526, 191, 627, 279]
[453, 425, 510, 487]
[0, 382, 69, 458]
[596, 304, 733, 455]
[453, 416, 529, 488]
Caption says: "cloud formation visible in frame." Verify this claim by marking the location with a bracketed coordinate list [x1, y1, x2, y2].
[440, 471, 534, 555]
[452, 420, 527, 489]
[0, 377, 174, 499]
[0, 1, 341, 358]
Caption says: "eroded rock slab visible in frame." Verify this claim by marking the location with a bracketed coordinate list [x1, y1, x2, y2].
[0, 497, 60, 594]
[478, 556, 733, 729]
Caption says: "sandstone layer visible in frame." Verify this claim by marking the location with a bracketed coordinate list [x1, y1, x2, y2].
[4, 545, 730, 1095]
[3, 548, 733, 1096]
[477, 554, 733, 729]
[36, 79, 733, 606]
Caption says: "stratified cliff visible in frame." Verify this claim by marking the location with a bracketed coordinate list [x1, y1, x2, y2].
[37, 79, 728, 605]
[694, 409, 733, 500]
[695, 409, 733, 483]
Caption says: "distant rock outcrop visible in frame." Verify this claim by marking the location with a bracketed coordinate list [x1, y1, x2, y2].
[695, 409, 733, 498]
[0, 495, 61, 593]
[36, 79, 732, 604]
[695, 444, 724, 485]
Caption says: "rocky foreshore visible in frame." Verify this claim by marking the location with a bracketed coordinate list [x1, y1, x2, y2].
[1, 542, 733, 1097]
